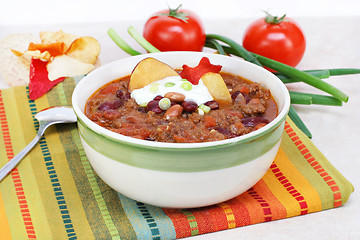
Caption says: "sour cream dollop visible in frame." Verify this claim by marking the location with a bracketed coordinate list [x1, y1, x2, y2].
[131, 76, 213, 106]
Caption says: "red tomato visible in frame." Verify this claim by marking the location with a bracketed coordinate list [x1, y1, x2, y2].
[143, 6, 206, 52]
[242, 13, 306, 69]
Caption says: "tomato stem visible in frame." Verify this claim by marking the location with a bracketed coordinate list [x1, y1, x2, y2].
[157, 4, 189, 22]
[263, 11, 287, 24]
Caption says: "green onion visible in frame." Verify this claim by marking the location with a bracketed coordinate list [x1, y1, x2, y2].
[206, 34, 262, 67]
[165, 82, 175, 87]
[328, 68, 360, 76]
[159, 98, 171, 110]
[276, 68, 360, 83]
[289, 91, 343, 106]
[149, 83, 159, 93]
[139, 102, 148, 107]
[127, 26, 161, 53]
[198, 104, 211, 113]
[107, 28, 141, 56]
[181, 82, 192, 91]
[288, 105, 312, 138]
[204, 38, 349, 102]
[205, 38, 226, 55]
[275, 69, 330, 83]
[252, 53, 349, 102]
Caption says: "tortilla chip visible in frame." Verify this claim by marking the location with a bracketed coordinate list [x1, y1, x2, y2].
[47, 55, 95, 81]
[66, 36, 101, 64]
[40, 30, 78, 51]
[0, 33, 39, 86]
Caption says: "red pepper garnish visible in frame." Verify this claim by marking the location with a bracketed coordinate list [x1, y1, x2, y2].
[180, 57, 222, 85]
[29, 58, 65, 100]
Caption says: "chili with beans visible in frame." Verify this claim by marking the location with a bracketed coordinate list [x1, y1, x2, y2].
[85, 72, 278, 143]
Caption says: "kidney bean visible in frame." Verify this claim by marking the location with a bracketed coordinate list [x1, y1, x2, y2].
[181, 100, 198, 112]
[242, 93, 251, 103]
[216, 127, 237, 138]
[137, 106, 148, 113]
[232, 90, 251, 103]
[231, 91, 241, 102]
[98, 99, 124, 111]
[241, 116, 269, 128]
[204, 100, 219, 110]
[164, 92, 186, 103]
[153, 95, 164, 101]
[116, 89, 131, 100]
[164, 104, 183, 118]
[233, 92, 246, 105]
[147, 100, 163, 114]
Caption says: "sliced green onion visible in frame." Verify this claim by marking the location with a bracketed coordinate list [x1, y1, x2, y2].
[181, 82, 192, 91]
[139, 102, 148, 107]
[198, 104, 211, 113]
[288, 105, 312, 138]
[107, 28, 141, 56]
[127, 26, 161, 53]
[159, 98, 171, 110]
[149, 83, 159, 93]
[289, 91, 343, 106]
[165, 82, 175, 87]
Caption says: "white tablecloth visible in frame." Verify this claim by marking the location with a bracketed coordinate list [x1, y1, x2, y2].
[1, 1, 359, 239]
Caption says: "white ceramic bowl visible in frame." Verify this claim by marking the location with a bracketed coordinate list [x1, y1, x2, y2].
[72, 52, 290, 208]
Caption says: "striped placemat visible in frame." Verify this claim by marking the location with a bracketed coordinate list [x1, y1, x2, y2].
[0, 78, 354, 239]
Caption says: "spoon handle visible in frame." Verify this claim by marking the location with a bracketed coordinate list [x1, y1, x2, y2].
[0, 125, 48, 182]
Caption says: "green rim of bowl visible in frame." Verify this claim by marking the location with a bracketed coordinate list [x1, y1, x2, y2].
[77, 115, 286, 172]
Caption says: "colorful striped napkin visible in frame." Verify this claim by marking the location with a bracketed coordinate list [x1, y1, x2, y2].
[0, 78, 354, 240]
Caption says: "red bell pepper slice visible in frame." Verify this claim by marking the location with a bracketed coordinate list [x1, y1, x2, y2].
[180, 57, 222, 85]
[29, 58, 65, 100]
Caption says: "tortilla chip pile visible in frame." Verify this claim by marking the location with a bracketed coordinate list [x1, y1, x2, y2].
[0, 30, 100, 99]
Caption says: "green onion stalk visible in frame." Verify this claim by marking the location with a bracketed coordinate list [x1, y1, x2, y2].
[205, 34, 349, 103]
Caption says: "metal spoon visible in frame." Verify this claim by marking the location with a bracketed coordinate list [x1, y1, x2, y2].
[0, 106, 77, 182]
